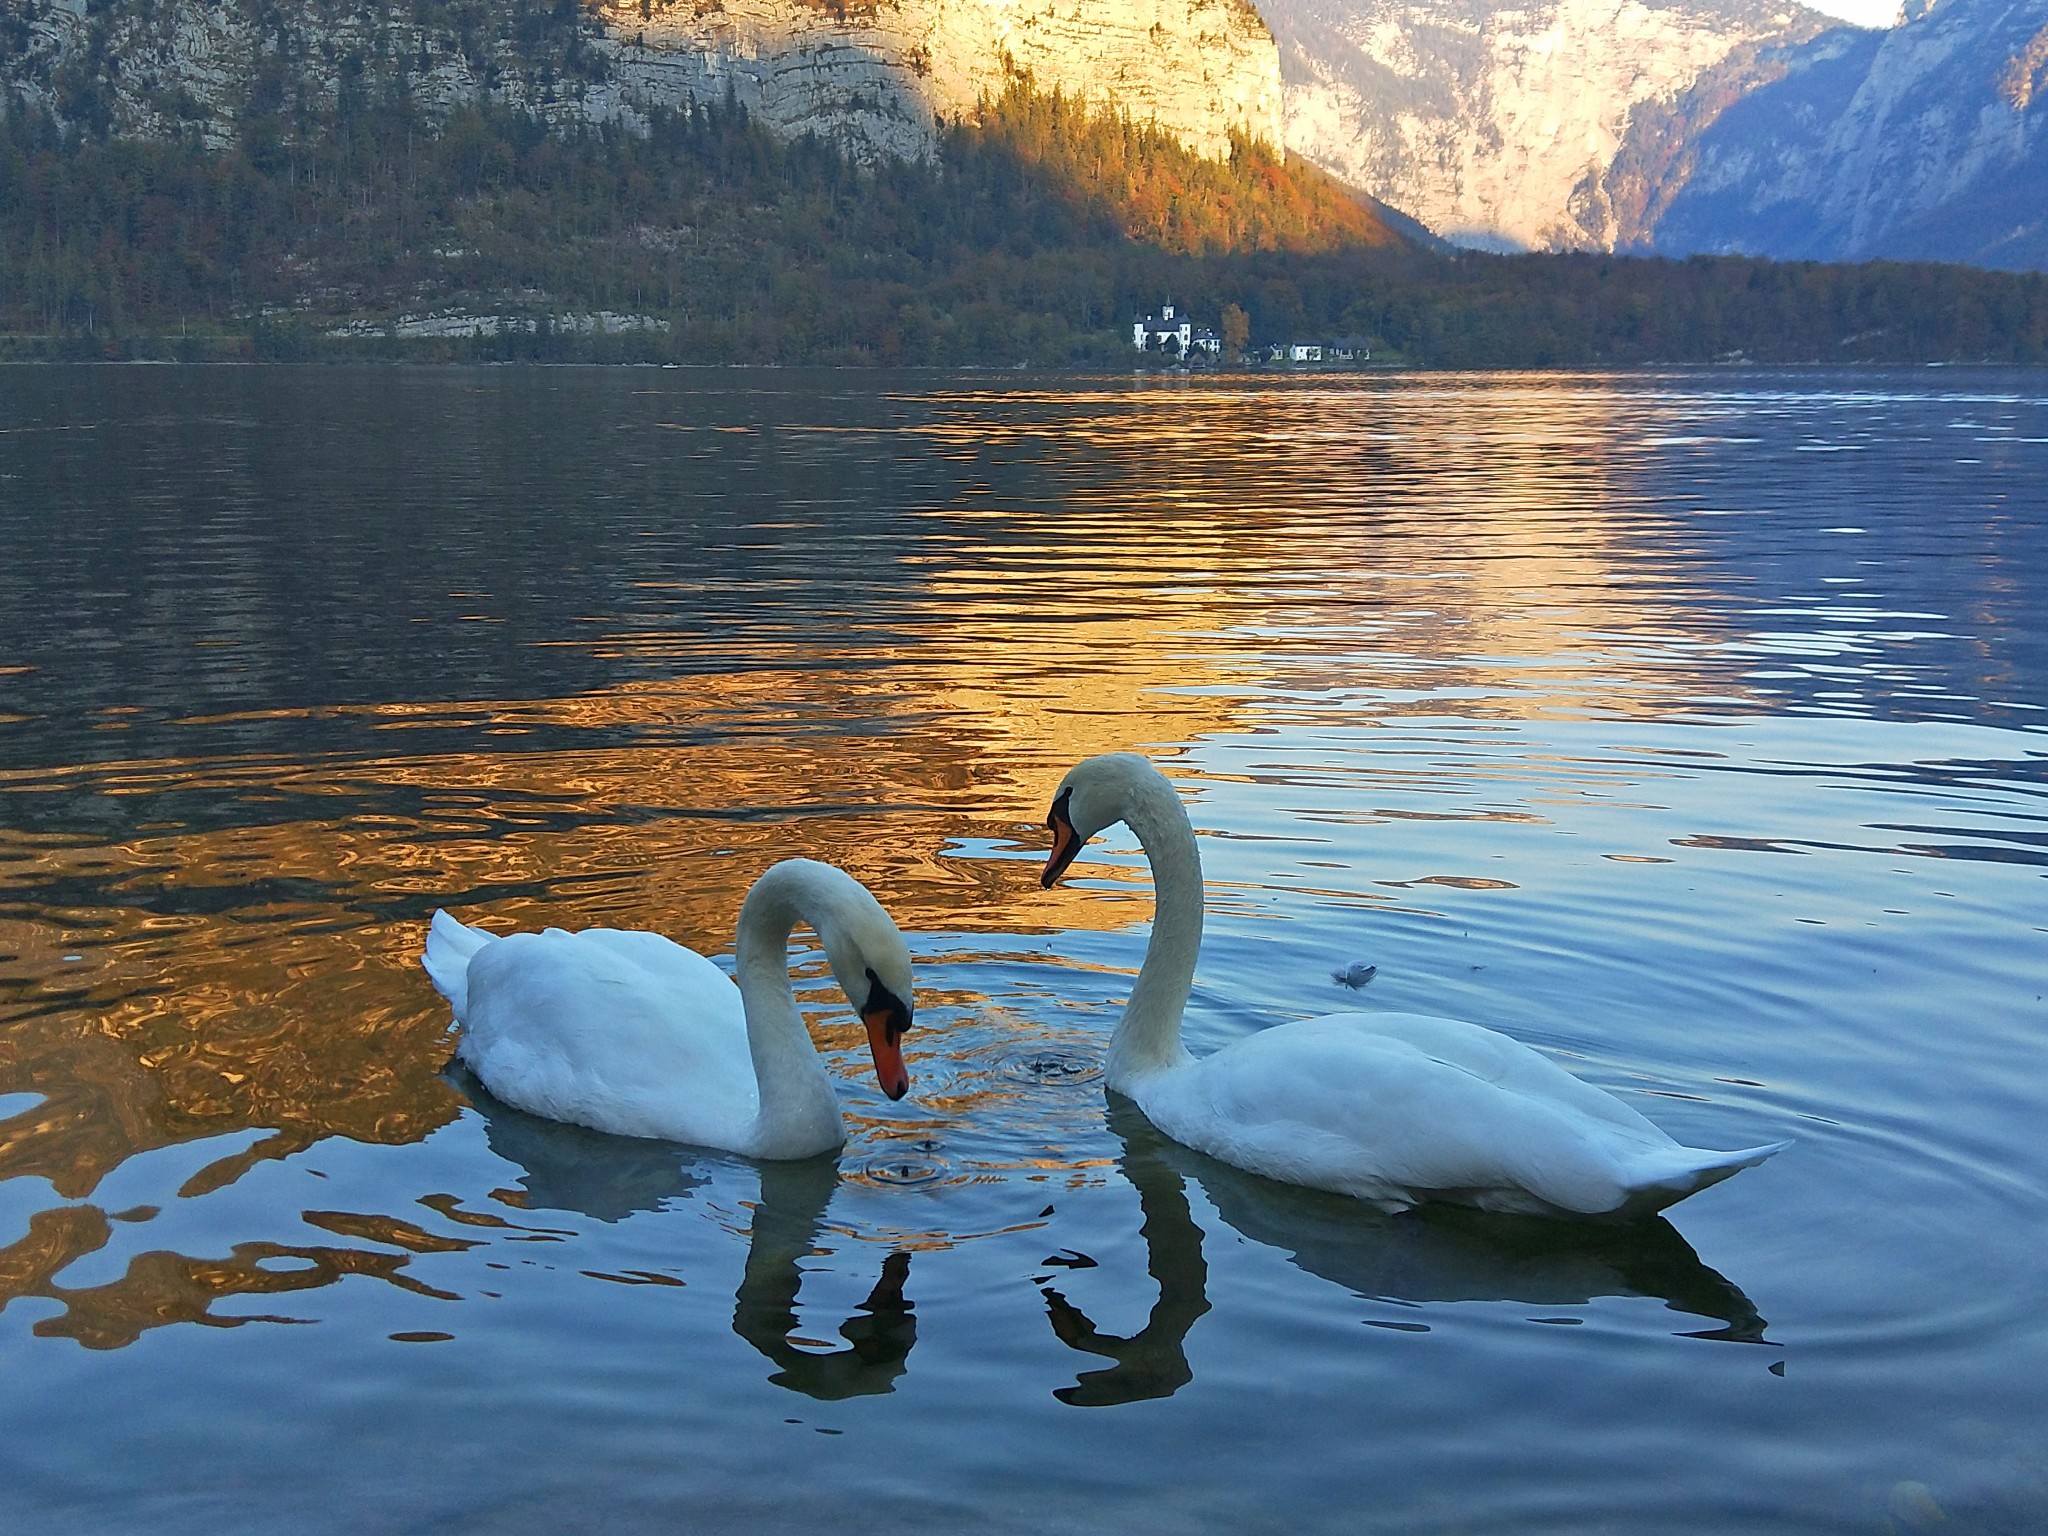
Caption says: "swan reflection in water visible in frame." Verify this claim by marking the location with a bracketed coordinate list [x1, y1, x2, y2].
[459, 1071, 916, 1400]
[1043, 1101, 1771, 1407]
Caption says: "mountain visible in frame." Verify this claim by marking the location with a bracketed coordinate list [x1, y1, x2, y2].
[1260, 0, 1833, 252]
[1646, 0, 2048, 269]
[1, 0, 1282, 164]
[5, 0, 2046, 362]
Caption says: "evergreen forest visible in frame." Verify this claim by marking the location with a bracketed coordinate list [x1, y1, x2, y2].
[3, 74, 2046, 366]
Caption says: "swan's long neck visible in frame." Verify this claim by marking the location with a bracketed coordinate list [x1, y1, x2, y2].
[733, 866, 845, 1157]
[1108, 777, 1203, 1094]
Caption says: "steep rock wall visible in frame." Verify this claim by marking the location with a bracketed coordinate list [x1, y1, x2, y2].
[1648, 0, 2048, 268]
[601, 0, 1284, 159]
[0, 0, 1283, 161]
[1259, 0, 1828, 250]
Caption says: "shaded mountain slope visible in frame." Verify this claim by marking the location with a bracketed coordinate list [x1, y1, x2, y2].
[1650, 0, 2048, 269]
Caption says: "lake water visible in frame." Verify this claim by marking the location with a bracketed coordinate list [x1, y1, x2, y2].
[1, 366, 2044, 1534]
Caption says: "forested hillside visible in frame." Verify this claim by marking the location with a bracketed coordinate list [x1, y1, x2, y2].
[3, 78, 2045, 365]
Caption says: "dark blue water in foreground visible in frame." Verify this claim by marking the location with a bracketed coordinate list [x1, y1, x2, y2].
[1, 367, 2044, 1534]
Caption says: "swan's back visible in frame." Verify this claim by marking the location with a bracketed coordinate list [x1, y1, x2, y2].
[1143, 1012, 1785, 1217]
[437, 919, 757, 1145]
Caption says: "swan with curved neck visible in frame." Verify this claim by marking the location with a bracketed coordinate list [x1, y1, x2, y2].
[421, 858, 915, 1160]
[1042, 754, 1787, 1218]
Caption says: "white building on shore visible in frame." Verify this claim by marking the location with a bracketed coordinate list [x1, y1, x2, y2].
[1134, 302, 1222, 357]
[1133, 301, 1193, 354]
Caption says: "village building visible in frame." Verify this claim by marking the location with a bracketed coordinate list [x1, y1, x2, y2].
[1133, 302, 1225, 359]
[1265, 338, 1372, 366]
[1132, 301, 1193, 354]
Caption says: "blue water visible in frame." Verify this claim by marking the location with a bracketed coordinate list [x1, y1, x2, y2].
[1, 367, 2043, 1533]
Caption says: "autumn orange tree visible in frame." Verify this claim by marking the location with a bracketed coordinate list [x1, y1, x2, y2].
[945, 79, 1399, 256]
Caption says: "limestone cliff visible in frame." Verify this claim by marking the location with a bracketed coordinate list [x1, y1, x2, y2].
[1647, 0, 2048, 268]
[0, 0, 1283, 162]
[601, 0, 1283, 159]
[1258, 0, 1830, 250]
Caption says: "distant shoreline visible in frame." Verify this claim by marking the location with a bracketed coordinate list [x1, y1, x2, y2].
[4, 356, 2042, 373]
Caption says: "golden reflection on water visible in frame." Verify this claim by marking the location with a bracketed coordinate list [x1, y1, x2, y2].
[903, 381, 1741, 723]
[0, 377, 1766, 1354]
[0, 1197, 479, 1350]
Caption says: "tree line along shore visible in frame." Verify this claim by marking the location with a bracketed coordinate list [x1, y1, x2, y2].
[3, 80, 2045, 366]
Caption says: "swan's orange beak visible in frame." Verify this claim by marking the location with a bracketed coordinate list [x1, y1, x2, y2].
[1042, 787, 1084, 889]
[863, 1009, 910, 1100]
[861, 971, 913, 1101]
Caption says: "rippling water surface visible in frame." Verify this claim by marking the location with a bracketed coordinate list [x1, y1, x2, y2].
[2, 366, 2044, 1534]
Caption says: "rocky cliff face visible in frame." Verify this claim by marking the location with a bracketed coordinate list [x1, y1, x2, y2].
[1647, 0, 2048, 268]
[0, 0, 1284, 162]
[1259, 0, 1830, 250]
[597, 0, 1284, 159]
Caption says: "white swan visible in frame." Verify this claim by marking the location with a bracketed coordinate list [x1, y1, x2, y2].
[420, 858, 915, 1160]
[1041, 754, 1787, 1218]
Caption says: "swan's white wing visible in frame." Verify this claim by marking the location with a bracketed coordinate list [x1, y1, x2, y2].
[569, 927, 739, 998]
[1327, 1013, 1788, 1210]
[458, 928, 757, 1146]
[1144, 1014, 1674, 1214]
[1331, 1012, 1668, 1137]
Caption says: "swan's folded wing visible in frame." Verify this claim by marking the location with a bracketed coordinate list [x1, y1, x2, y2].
[571, 927, 739, 999]
[460, 929, 754, 1139]
[1334, 1012, 1667, 1136]
[1161, 1020, 1653, 1214]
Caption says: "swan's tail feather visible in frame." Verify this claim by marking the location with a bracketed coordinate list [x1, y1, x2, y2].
[1623, 1140, 1792, 1214]
[421, 910, 494, 1022]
